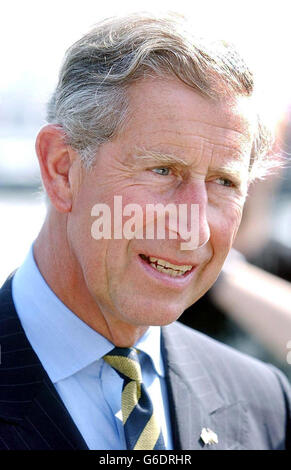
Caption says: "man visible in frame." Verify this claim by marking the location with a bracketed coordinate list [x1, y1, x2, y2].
[0, 13, 290, 450]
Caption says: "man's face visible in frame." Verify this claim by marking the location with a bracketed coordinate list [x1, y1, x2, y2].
[67, 77, 254, 329]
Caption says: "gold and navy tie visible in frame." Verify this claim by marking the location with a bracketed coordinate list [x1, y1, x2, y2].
[103, 347, 166, 450]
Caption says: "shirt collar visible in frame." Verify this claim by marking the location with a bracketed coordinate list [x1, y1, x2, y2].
[12, 243, 164, 383]
[135, 327, 164, 377]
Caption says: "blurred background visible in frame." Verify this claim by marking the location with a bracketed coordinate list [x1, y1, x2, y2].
[1, 0, 290, 377]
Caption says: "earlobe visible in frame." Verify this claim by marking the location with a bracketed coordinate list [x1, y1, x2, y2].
[35, 125, 74, 213]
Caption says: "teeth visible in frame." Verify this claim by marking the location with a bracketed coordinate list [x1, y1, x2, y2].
[150, 263, 182, 276]
[148, 256, 192, 276]
[149, 257, 192, 271]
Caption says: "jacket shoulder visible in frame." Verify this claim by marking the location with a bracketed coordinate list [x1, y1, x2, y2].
[167, 320, 290, 388]
[163, 321, 291, 447]
[162, 322, 291, 449]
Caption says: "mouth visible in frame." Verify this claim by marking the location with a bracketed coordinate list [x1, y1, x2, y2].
[139, 254, 194, 278]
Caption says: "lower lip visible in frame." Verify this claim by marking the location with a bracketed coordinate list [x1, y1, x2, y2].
[137, 255, 197, 289]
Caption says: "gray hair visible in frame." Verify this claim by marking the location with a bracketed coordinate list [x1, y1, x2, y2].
[46, 12, 275, 180]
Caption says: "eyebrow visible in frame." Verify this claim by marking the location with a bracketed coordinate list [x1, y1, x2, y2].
[212, 168, 245, 186]
[213, 160, 247, 183]
[133, 147, 190, 168]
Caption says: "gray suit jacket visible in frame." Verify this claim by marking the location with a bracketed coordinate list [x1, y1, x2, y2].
[0, 273, 290, 450]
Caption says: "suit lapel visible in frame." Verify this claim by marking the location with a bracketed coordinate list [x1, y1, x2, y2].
[161, 323, 247, 450]
[0, 274, 88, 450]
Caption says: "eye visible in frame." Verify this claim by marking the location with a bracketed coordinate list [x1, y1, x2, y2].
[215, 177, 236, 188]
[152, 167, 171, 176]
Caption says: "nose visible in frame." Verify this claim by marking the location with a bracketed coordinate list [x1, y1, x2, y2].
[175, 179, 210, 250]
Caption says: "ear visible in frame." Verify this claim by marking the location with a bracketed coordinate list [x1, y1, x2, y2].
[35, 125, 78, 213]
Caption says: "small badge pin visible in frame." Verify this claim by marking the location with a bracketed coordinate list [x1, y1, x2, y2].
[200, 427, 218, 445]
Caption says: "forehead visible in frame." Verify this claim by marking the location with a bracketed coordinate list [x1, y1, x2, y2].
[118, 77, 255, 166]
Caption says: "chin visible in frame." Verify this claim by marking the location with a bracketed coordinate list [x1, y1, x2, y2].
[122, 301, 186, 327]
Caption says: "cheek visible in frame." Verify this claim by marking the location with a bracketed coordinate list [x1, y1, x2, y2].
[208, 203, 243, 253]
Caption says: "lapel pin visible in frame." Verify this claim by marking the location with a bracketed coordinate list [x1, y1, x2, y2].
[200, 427, 218, 445]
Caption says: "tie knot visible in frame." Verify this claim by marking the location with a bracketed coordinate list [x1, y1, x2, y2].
[103, 347, 142, 382]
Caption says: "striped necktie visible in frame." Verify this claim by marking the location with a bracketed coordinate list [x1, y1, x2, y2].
[103, 347, 166, 450]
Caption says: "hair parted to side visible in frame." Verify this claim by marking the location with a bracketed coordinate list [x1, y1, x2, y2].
[46, 12, 275, 180]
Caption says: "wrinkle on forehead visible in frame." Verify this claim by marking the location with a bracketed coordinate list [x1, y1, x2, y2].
[126, 76, 256, 134]
[142, 118, 252, 140]
[135, 123, 253, 153]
